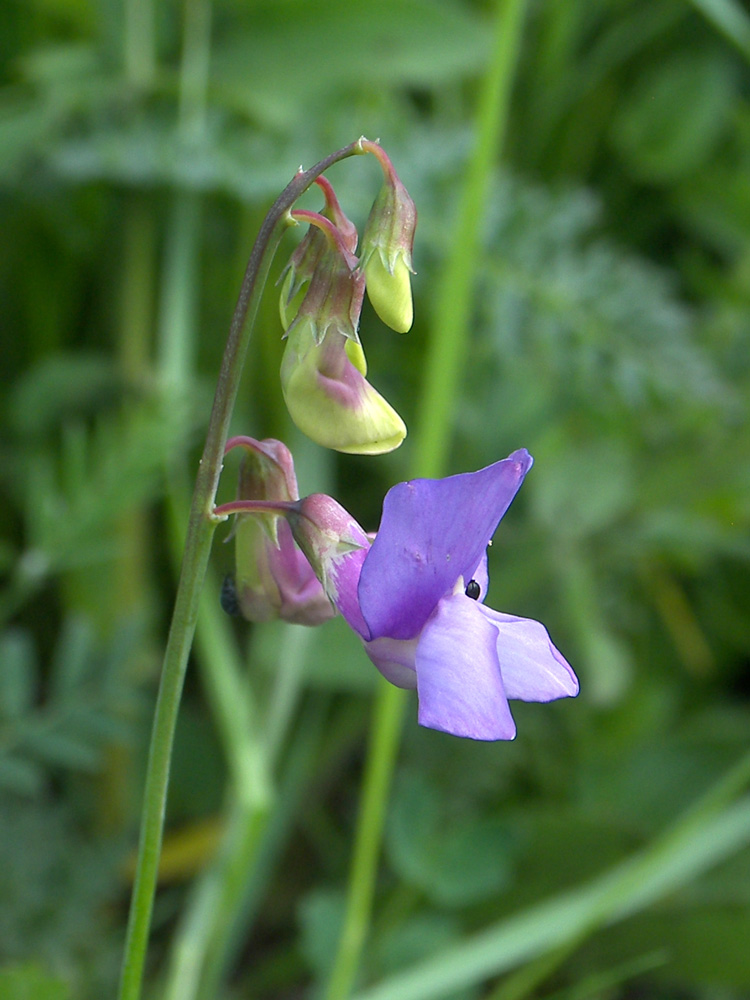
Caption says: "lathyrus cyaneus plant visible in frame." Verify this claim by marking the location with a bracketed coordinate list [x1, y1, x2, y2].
[118, 137, 576, 1000]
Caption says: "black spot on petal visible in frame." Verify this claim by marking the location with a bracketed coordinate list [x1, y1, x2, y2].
[465, 579, 480, 600]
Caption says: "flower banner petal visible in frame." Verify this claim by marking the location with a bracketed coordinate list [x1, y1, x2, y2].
[415, 593, 516, 741]
[359, 451, 533, 640]
[480, 607, 579, 702]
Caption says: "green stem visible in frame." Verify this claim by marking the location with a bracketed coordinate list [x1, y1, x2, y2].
[164, 798, 268, 1000]
[116, 139, 372, 1000]
[414, 0, 528, 477]
[323, 3, 529, 998]
[158, 194, 202, 388]
[323, 683, 409, 1000]
[124, 0, 156, 89]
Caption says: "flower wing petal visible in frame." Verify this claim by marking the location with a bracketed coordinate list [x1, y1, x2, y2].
[359, 451, 533, 640]
[415, 593, 516, 741]
[480, 607, 579, 701]
[362, 635, 418, 689]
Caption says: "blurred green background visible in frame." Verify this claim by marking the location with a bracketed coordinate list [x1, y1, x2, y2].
[2, 0, 750, 998]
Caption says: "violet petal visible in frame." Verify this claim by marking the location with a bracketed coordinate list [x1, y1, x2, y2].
[480, 607, 579, 702]
[415, 593, 517, 741]
[359, 451, 532, 640]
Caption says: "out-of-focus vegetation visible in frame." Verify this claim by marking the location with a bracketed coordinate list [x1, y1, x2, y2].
[1, 0, 750, 998]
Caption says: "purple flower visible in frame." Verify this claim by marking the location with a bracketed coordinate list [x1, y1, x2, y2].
[289, 450, 578, 741]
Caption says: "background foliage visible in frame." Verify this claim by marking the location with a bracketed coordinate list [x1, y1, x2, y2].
[1, 0, 749, 998]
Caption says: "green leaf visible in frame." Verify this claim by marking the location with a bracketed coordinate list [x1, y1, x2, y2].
[387, 772, 513, 907]
[8, 352, 118, 439]
[0, 629, 37, 719]
[21, 727, 101, 771]
[0, 756, 44, 796]
[688, 0, 750, 62]
[529, 430, 634, 540]
[298, 888, 346, 980]
[355, 753, 750, 1000]
[50, 616, 95, 699]
[611, 51, 736, 182]
[212, 0, 491, 127]
[0, 963, 70, 1000]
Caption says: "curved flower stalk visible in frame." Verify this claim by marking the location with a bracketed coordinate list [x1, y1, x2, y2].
[224, 436, 334, 625]
[216, 450, 578, 740]
[118, 139, 397, 1000]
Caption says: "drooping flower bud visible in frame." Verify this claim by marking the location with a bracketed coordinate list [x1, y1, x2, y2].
[280, 318, 406, 455]
[279, 177, 358, 330]
[225, 436, 335, 626]
[284, 211, 365, 345]
[358, 141, 417, 334]
[280, 211, 406, 455]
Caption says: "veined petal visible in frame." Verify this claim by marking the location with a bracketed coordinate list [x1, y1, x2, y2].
[359, 451, 533, 640]
[415, 593, 516, 741]
[480, 606, 579, 702]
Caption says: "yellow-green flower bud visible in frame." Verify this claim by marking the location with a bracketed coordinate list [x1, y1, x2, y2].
[362, 250, 413, 335]
[359, 142, 417, 334]
[281, 319, 406, 455]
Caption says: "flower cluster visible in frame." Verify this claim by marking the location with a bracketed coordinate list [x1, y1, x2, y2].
[215, 140, 578, 742]
[216, 442, 578, 741]
[278, 142, 416, 455]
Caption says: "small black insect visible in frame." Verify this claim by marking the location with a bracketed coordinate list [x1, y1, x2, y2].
[465, 579, 481, 600]
[220, 573, 242, 617]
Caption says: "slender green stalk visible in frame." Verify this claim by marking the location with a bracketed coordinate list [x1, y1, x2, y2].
[124, 0, 156, 89]
[178, 0, 212, 140]
[414, 0, 528, 476]
[117, 139, 370, 1000]
[323, 683, 409, 1000]
[105, 201, 157, 833]
[156, 0, 275, 973]
[688, 0, 750, 62]
[323, 4, 529, 999]
[158, 194, 202, 388]
[157, 0, 212, 390]
[164, 797, 268, 1000]
[162, 573, 310, 1000]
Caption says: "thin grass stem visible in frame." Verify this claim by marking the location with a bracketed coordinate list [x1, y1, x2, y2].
[322, 3, 530, 999]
